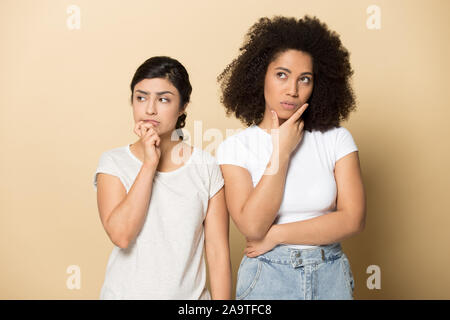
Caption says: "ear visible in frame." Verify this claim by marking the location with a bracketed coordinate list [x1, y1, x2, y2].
[179, 103, 188, 115]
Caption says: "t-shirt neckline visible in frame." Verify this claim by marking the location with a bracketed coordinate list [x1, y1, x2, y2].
[126, 144, 197, 175]
[252, 124, 310, 137]
[252, 124, 271, 137]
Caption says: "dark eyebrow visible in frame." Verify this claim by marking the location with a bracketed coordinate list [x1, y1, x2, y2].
[275, 67, 292, 73]
[275, 67, 313, 77]
[135, 89, 175, 95]
[135, 89, 149, 95]
[156, 91, 174, 96]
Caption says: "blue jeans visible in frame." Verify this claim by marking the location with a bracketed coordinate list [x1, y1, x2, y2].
[236, 242, 355, 300]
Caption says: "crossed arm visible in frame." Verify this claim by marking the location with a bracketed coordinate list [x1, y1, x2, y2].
[220, 151, 366, 256]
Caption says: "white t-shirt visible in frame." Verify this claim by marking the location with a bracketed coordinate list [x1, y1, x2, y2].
[93, 144, 224, 299]
[216, 125, 358, 249]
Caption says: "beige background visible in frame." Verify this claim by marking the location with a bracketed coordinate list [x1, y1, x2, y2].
[1, 0, 449, 299]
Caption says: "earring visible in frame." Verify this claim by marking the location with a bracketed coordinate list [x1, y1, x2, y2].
[176, 128, 184, 139]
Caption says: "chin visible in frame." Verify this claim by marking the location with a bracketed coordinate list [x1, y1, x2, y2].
[275, 108, 295, 119]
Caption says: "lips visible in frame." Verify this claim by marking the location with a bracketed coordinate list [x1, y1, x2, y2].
[142, 120, 159, 126]
[280, 101, 298, 110]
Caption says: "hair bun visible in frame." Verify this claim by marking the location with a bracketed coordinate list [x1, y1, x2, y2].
[176, 113, 187, 129]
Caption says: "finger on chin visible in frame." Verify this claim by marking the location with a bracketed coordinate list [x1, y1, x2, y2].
[143, 122, 154, 130]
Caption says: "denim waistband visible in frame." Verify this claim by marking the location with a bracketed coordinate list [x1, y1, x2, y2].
[257, 242, 343, 268]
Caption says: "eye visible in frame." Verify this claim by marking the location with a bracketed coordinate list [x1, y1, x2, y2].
[160, 97, 170, 103]
[300, 77, 311, 84]
[276, 72, 287, 79]
[136, 96, 145, 102]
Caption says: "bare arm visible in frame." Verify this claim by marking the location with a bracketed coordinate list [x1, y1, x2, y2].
[220, 152, 290, 241]
[96, 163, 157, 249]
[245, 151, 366, 256]
[96, 121, 161, 249]
[204, 188, 232, 299]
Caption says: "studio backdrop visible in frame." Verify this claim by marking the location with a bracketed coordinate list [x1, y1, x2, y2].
[1, 0, 449, 299]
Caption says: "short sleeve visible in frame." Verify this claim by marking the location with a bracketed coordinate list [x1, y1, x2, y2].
[208, 158, 225, 199]
[216, 137, 248, 169]
[93, 152, 126, 191]
[335, 127, 358, 162]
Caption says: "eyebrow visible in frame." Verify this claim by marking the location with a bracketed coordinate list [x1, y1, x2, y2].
[135, 89, 175, 95]
[275, 67, 313, 76]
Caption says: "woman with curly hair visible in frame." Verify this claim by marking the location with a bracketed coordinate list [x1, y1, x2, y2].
[93, 56, 231, 299]
[216, 16, 366, 300]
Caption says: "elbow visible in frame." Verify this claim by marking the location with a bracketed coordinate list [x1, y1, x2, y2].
[243, 225, 267, 241]
[357, 219, 366, 234]
[234, 222, 264, 241]
[233, 209, 270, 241]
[358, 209, 367, 233]
[352, 223, 364, 235]
[115, 238, 130, 249]
[247, 231, 266, 241]
[105, 218, 131, 249]
[110, 232, 131, 249]
[351, 212, 366, 235]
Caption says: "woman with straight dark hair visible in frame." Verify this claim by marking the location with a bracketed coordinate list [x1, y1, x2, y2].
[217, 16, 366, 300]
[94, 56, 231, 299]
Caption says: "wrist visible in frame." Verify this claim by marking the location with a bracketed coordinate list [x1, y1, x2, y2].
[271, 148, 290, 163]
[141, 162, 158, 174]
[269, 224, 283, 245]
[266, 151, 289, 175]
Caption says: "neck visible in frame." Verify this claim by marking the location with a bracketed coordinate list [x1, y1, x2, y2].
[158, 133, 182, 157]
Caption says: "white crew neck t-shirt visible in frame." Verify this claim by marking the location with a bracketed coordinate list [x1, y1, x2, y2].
[216, 125, 358, 249]
[93, 144, 224, 299]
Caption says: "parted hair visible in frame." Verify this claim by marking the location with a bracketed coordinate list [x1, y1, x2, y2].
[130, 56, 191, 139]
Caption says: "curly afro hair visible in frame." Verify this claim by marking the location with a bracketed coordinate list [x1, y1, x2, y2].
[217, 15, 357, 132]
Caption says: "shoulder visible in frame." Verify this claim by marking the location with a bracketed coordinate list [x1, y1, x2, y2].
[194, 146, 218, 165]
[96, 145, 130, 167]
[333, 126, 354, 138]
[332, 127, 356, 146]
[218, 125, 261, 151]
[190, 147, 224, 186]
[332, 126, 353, 136]
[97, 146, 117, 160]
[220, 127, 249, 144]
[100, 145, 128, 157]
[308, 126, 354, 141]
[94, 146, 130, 191]
[316, 126, 358, 161]
[309, 125, 345, 135]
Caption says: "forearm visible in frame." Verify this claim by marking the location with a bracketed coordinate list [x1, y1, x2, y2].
[241, 152, 290, 239]
[271, 210, 364, 246]
[206, 248, 232, 299]
[106, 163, 157, 247]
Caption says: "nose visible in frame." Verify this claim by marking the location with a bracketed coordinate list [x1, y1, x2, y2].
[287, 79, 299, 97]
[146, 97, 157, 115]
